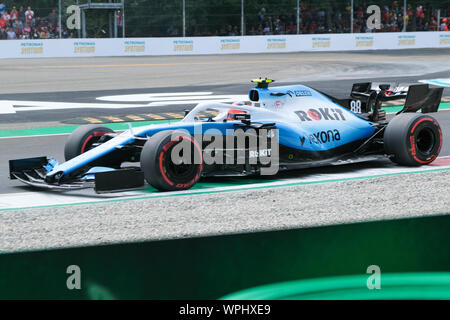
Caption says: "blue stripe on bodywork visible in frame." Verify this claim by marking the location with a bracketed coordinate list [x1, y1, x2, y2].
[47, 122, 243, 177]
[276, 121, 375, 151]
[48, 130, 136, 176]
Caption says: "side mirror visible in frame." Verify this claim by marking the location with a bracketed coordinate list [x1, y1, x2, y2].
[249, 90, 259, 101]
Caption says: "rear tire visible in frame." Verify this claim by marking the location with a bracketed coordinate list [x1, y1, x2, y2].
[64, 124, 114, 161]
[140, 130, 203, 191]
[384, 113, 442, 166]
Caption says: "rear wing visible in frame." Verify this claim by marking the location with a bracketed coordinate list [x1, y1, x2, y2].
[322, 82, 443, 115]
[349, 82, 443, 114]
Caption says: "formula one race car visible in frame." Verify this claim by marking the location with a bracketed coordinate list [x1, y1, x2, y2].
[9, 78, 444, 192]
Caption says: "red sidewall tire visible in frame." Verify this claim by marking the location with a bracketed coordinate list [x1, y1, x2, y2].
[384, 113, 442, 166]
[140, 131, 203, 191]
[64, 124, 114, 161]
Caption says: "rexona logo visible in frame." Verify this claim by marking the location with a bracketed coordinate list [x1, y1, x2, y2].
[295, 108, 346, 121]
[309, 129, 341, 145]
[287, 90, 312, 97]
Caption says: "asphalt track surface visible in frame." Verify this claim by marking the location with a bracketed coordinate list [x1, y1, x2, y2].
[0, 49, 450, 252]
[1, 48, 450, 126]
[1, 48, 450, 94]
[0, 79, 449, 125]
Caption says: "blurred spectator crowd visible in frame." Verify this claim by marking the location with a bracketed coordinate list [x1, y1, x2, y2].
[0, 4, 71, 40]
[352, 2, 449, 33]
[245, 2, 449, 36]
[1, 2, 449, 39]
[191, 2, 450, 37]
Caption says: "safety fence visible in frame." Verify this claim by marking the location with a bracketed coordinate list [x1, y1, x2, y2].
[0, 31, 450, 58]
[1, 1, 449, 39]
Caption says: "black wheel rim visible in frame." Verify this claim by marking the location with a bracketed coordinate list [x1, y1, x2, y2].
[81, 131, 108, 154]
[416, 127, 436, 156]
[164, 141, 199, 183]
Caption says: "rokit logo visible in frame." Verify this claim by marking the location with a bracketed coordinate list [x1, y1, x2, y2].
[249, 149, 272, 158]
[309, 129, 341, 145]
[296, 108, 346, 121]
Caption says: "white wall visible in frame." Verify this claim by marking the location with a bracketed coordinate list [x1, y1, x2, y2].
[1, 32, 449, 59]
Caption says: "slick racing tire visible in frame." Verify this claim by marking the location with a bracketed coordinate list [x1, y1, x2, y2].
[140, 130, 203, 191]
[64, 124, 114, 161]
[384, 113, 442, 166]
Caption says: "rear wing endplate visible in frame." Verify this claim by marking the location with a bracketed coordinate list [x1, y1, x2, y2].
[400, 84, 443, 114]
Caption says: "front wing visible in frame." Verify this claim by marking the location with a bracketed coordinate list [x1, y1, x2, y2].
[9, 156, 145, 193]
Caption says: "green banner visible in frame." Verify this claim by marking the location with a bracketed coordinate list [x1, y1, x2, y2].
[1, 214, 449, 299]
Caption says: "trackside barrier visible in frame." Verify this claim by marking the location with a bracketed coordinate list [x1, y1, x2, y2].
[0, 213, 450, 299]
[0, 32, 449, 59]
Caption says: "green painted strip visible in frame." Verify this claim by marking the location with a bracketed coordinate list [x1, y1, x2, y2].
[383, 105, 406, 113]
[0, 119, 179, 138]
[1, 166, 449, 212]
[220, 272, 450, 300]
[1, 102, 449, 139]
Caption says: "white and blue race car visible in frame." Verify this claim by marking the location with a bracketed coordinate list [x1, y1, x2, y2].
[9, 78, 444, 192]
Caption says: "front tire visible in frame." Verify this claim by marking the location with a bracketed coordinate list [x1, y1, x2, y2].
[140, 130, 203, 191]
[64, 124, 114, 161]
[384, 113, 442, 166]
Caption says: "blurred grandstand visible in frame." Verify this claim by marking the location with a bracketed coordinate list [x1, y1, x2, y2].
[0, 0, 448, 39]
[0, 3, 70, 39]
